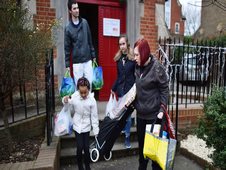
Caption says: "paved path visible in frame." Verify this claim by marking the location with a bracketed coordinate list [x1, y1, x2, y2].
[60, 154, 203, 170]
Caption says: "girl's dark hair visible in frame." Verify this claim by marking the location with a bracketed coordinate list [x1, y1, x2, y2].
[77, 77, 90, 90]
[68, 0, 77, 10]
[134, 38, 150, 66]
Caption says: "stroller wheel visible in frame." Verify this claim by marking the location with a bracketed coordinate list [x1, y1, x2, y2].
[90, 148, 99, 163]
[103, 151, 112, 161]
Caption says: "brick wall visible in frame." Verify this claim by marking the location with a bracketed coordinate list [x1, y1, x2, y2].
[33, 0, 58, 93]
[0, 115, 46, 145]
[33, 0, 56, 25]
[170, 106, 204, 130]
[140, 0, 158, 52]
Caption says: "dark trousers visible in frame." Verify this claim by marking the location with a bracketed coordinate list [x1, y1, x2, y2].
[75, 131, 91, 170]
[137, 117, 162, 170]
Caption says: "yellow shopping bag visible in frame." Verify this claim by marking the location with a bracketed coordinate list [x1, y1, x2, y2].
[143, 129, 177, 170]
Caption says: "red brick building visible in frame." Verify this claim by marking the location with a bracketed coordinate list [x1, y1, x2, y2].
[165, 0, 185, 38]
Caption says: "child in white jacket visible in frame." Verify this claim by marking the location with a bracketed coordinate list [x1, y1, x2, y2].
[63, 77, 99, 170]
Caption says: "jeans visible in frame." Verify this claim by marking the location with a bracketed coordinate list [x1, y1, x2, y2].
[118, 96, 132, 138]
[137, 117, 162, 170]
[124, 115, 132, 138]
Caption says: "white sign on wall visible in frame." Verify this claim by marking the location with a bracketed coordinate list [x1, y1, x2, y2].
[103, 18, 120, 37]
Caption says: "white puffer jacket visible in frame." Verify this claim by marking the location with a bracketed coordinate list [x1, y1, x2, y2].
[63, 91, 99, 135]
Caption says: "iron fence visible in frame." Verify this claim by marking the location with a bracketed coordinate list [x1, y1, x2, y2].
[0, 49, 55, 146]
[159, 38, 226, 137]
[45, 49, 55, 146]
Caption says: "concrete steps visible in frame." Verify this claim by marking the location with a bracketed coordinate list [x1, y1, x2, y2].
[60, 141, 139, 165]
[60, 126, 137, 149]
[59, 101, 139, 167]
[60, 117, 138, 166]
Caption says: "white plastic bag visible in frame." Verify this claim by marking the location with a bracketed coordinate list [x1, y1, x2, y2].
[54, 106, 73, 136]
[110, 84, 136, 118]
[105, 93, 117, 116]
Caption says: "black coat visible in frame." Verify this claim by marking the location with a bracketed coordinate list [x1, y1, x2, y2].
[112, 54, 136, 97]
[64, 18, 95, 68]
[134, 56, 169, 120]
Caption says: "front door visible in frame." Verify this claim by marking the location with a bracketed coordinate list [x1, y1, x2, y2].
[98, 5, 126, 100]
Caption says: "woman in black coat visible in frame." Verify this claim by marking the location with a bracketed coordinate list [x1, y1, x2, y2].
[134, 38, 169, 170]
[111, 34, 136, 149]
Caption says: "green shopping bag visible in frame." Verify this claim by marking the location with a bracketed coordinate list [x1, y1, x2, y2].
[60, 70, 75, 98]
[92, 61, 104, 90]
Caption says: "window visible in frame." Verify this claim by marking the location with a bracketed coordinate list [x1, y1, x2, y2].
[175, 22, 180, 34]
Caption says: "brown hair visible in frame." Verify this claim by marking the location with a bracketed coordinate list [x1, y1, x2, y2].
[114, 34, 134, 61]
[67, 0, 77, 10]
[134, 39, 150, 66]
[77, 77, 90, 90]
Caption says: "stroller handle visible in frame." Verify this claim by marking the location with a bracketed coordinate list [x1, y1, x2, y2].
[115, 104, 134, 121]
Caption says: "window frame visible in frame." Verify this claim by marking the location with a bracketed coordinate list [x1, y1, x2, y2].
[175, 22, 180, 34]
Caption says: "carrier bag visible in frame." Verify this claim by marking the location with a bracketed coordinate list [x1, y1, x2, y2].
[109, 84, 136, 118]
[143, 119, 177, 170]
[60, 70, 75, 98]
[105, 93, 117, 117]
[54, 106, 73, 136]
[92, 61, 104, 90]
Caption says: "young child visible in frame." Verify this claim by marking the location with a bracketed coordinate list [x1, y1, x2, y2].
[63, 77, 99, 170]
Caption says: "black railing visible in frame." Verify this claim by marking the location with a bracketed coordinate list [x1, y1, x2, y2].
[0, 56, 48, 127]
[45, 49, 55, 146]
[0, 49, 55, 146]
[159, 38, 226, 136]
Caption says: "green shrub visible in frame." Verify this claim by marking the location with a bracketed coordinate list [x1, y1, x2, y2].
[0, 0, 58, 152]
[196, 86, 226, 169]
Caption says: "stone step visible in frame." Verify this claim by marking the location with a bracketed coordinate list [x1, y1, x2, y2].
[60, 141, 139, 165]
[60, 126, 138, 149]
[59, 101, 138, 166]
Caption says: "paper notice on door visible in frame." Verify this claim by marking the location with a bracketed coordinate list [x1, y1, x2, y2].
[103, 18, 120, 37]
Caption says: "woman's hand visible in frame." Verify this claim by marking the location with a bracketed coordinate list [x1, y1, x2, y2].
[157, 112, 164, 119]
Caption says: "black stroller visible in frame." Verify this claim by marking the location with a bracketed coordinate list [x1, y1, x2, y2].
[90, 105, 134, 162]
[90, 84, 136, 162]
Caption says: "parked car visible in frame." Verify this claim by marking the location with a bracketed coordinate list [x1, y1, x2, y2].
[179, 53, 209, 85]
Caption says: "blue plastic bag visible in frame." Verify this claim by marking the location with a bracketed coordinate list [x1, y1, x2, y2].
[60, 70, 75, 98]
[92, 61, 104, 90]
